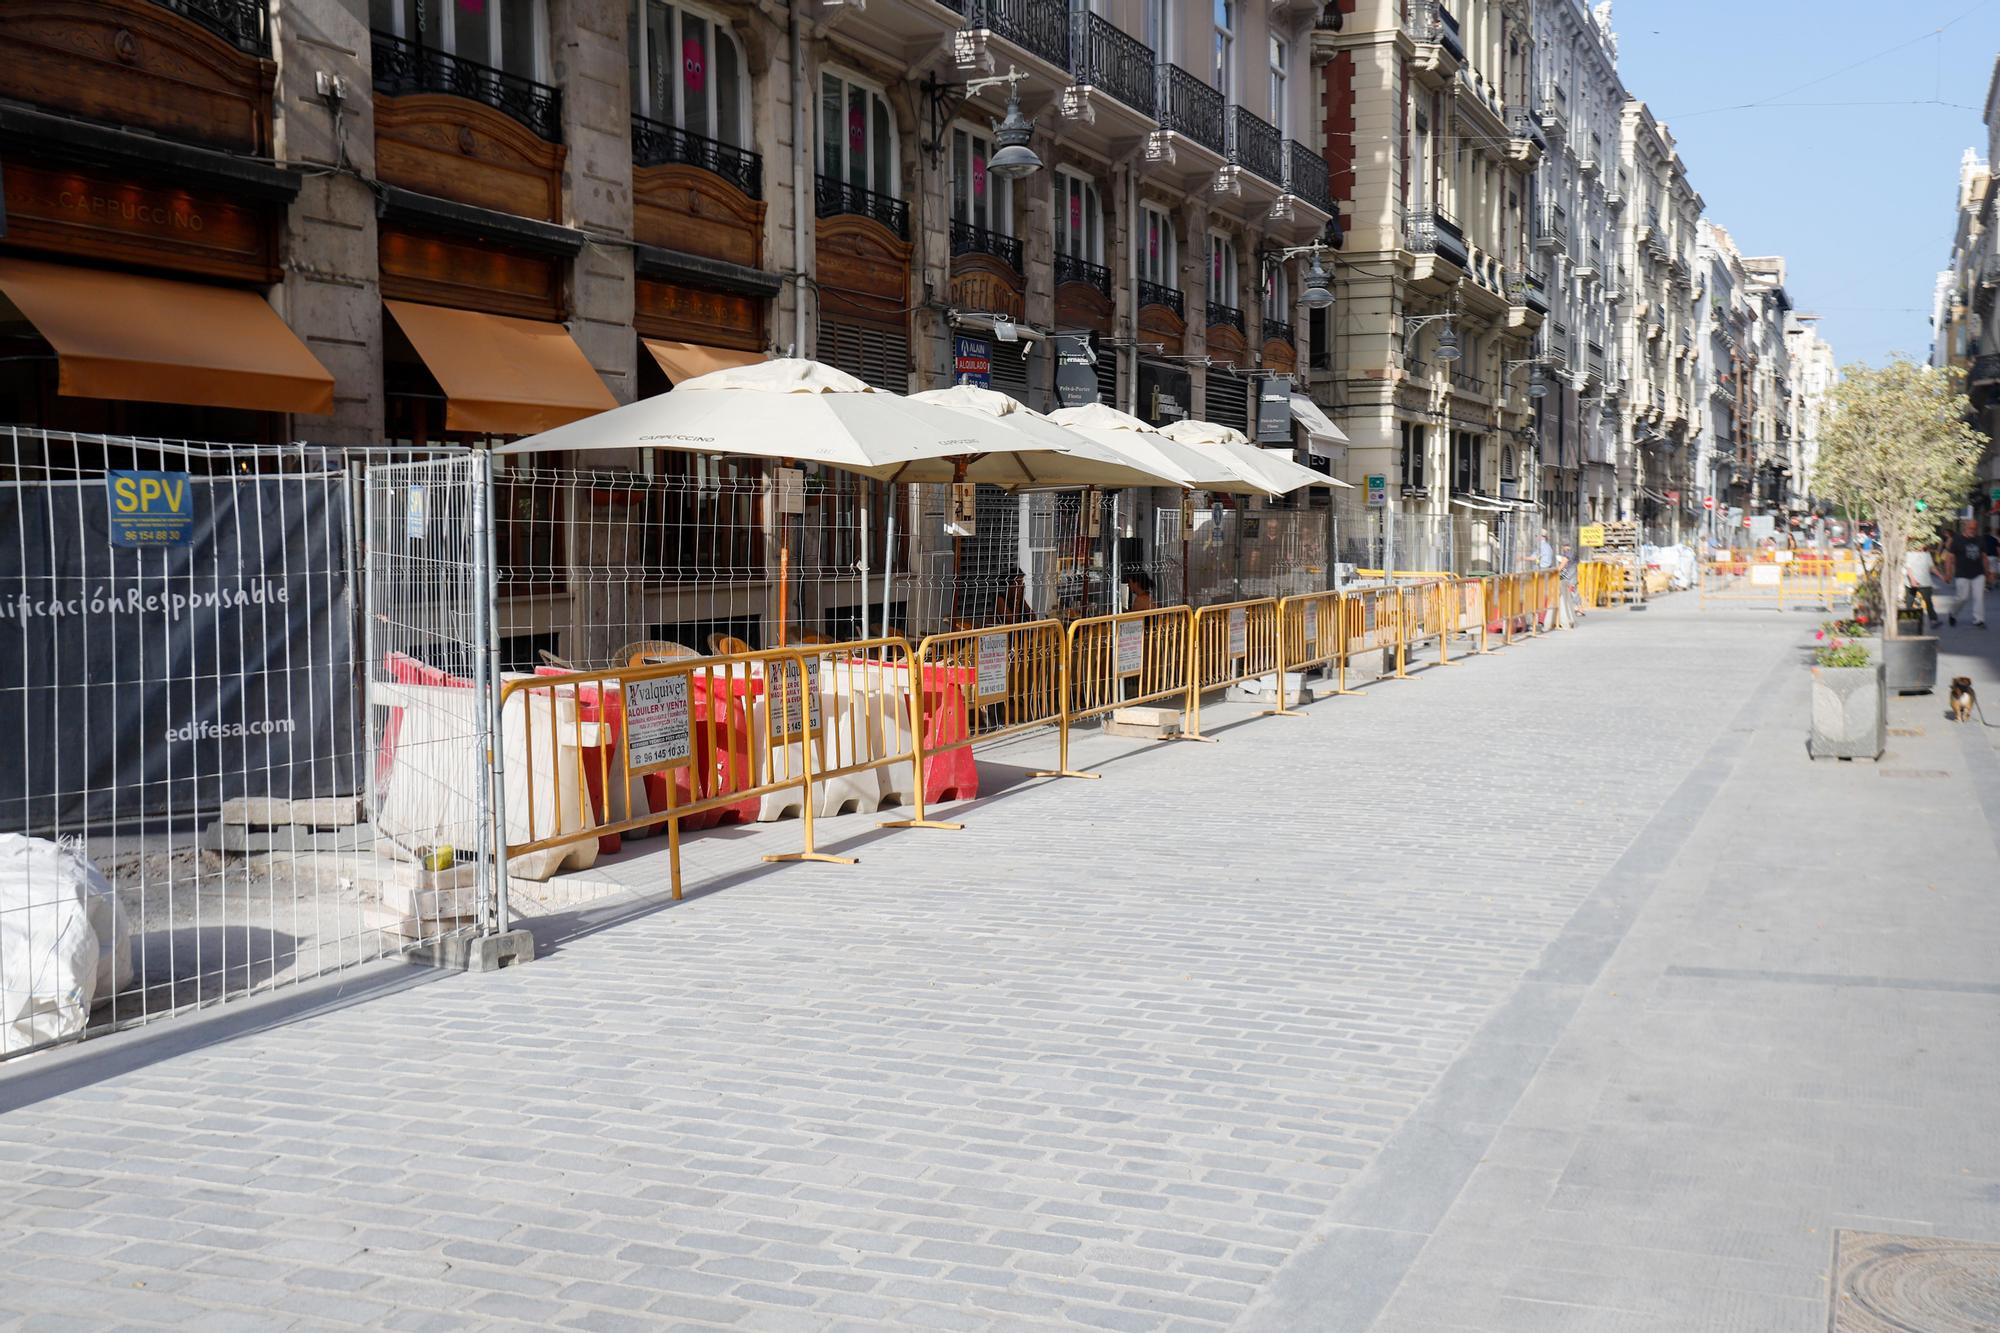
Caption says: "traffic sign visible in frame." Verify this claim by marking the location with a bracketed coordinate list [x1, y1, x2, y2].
[1702, 496, 1716, 511]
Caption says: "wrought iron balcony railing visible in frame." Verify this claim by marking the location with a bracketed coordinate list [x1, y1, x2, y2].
[1401, 209, 1468, 267]
[1263, 316, 1294, 346]
[1206, 302, 1245, 333]
[371, 31, 562, 142]
[950, 219, 1024, 272]
[1520, 269, 1549, 315]
[1405, 1, 1464, 61]
[1056, 252, 1114, 297]
[1139, 279, 1185, 319]
[631, 115, 762, 199]
[1156, 64, 1226, 158]
[1071, 12, 1156, 117]
[967, 0, 1069, 69]
[1228, 105, 1283, 186]
[815, 174, 910, 240]
[154, 0, 269, 55]
[1286, 140, 1332, 214]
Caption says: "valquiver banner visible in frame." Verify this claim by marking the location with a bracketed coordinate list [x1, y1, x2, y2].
[0, 472, 357, 830]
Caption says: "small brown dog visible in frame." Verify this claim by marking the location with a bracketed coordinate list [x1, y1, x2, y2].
[1950, 676, 1977, 723]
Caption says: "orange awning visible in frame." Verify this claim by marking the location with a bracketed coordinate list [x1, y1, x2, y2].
[386, 300, 617, 436]
[0, 256, 335, 415]
[643, 339, 765, 384]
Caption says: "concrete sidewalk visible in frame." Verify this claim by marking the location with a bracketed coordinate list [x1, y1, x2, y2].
[0, 600, 1991, 1331]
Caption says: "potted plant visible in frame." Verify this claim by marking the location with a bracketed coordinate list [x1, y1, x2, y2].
[1809, 630, 1883, 760]
[1813, 358, 1984, 696]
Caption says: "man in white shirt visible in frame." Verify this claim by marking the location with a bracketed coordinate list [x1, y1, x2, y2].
[1904, 543, 1939, 628]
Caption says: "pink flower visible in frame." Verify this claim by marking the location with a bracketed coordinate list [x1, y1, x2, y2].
[1815, 630, 1825, 641]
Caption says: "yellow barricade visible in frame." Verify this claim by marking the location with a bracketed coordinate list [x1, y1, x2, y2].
[1697, 560, 1842, 611]
[498, 640, 926, 901]
[1066, 605, 1198, 764]
[1272, 589, 1348, 712]
[1578, 561, 1628, 608]
[1452, 577, 1490, 653]
[1396, 579, 1455, 668]
[1339, 585, 1405, 681]
[1186, 598, 1281, 739]
[885, 619, 1081, 829]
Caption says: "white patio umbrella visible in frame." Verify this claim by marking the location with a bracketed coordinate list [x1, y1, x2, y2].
[1159, 418, 1355, 494]
[1045, 402, 1268, 494]
[901, 386, 1190, 490]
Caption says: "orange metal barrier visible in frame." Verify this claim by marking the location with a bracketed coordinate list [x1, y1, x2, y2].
[1396, 579, 1455, 668]
[1186, 598, 1281, 739]
[1697, 559, 1844, 610]
[1065, 605, 1196, 770]
[1340, 585, 1406, 681]
[1451, 578, 1491, 653]
[1271, 589, 1350, 713]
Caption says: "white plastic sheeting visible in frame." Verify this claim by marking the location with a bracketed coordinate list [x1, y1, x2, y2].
[1, 835, 133, 1055]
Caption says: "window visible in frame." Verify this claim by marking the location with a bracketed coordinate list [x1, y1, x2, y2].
[1400, 422, 1426, 490]
[1140, 205, 1177, 286]
[1209, 233, 1238, 307]
[1308, 305, 1329, 370]
[1213, 0, 1235, 102]
[371, 0, 545, 79]
[1055, 171, 1102, 262]
[819, 70, 896, 197]
[951, 128, 1012, 233]
[1264, 262, 1289, 321]
[1451, 431, 1483, 494]
[630, 1, 746, 146]
[1268, 36, 1288, 134]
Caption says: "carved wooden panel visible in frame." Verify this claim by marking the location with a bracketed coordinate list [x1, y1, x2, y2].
[1262, 337, 1297, 375]
[0, 0, 273, 154]
[815, 215, 913, 323]
[948, 254, 1025, 321]
[635, 278, 764, 350]
[1206, 321, 1248, 369]
[1055, 280, 1115, 334]
[1, 157, 276, 282]
[375, 95, 565, 223]
[633, 165, 765, 269]
[1139, 301, 1186, 357]
[378, 225, 563, 322]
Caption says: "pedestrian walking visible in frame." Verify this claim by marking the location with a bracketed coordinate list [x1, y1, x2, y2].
[1945, 519, 1989, 627]
[1904, 542, 1940, 627]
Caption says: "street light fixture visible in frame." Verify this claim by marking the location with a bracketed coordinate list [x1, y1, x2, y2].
[1259, 243, 1338, 310]
[986, 84, 1042, 179]
[922, 68, 1042, 180]
[1401, 311, 1458, 363]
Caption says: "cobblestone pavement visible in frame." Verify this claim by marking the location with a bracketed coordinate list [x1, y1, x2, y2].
[0, 600, 1936, 1332]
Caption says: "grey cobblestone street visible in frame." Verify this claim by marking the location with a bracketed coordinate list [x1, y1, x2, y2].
[3, 602, 1996, 1331]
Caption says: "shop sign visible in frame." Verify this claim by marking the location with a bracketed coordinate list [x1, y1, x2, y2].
[954, 335, 992, 388]
[1254, 379, 1292, 444]
[1055, 333, 1099, 407]
[106, 471, 195, 548]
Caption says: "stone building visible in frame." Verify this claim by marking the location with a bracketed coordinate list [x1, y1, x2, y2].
[1691, 220, 1754, 532]
[1741, 255, 1793, 515]
[1314, 0, 1544, 566]
[1526, 0, 1623, 534]
[1614, 98, 1699, 538]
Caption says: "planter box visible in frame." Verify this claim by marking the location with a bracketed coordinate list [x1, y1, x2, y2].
[1810, 664, 1885, 760]
[1879, 634, 1938, 695]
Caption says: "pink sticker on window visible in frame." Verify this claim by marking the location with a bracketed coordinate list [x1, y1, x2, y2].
[849, 106, 864, 151]
[683, 38, 706, 93]
[972, 154, 987, 199]
[459, 0, 485, 14]
[1070, 195, 1081, 230]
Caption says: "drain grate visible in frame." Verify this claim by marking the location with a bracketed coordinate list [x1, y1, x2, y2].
[1880, 770, 1951, 779]
[1832, 1230, 2000, 1331]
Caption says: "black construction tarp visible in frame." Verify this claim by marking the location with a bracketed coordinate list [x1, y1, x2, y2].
[0, 473, 357, 830]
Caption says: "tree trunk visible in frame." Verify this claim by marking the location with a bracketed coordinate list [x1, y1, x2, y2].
[1880, 523, 1907, 640]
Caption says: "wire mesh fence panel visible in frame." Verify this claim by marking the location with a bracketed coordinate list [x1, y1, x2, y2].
[0, 429, 468, 1060]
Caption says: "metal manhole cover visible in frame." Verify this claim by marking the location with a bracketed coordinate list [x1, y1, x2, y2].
[1832, 1230, 2000, 1331]
[1880, 770, 1951, 779]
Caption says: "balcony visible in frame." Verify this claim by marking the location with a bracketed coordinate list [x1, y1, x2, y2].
[1263, 316, 1295, 346]
[1156, 64, 1226, 159]
[1286, 141, 1333, 215]
[155, 0, 269, 55]
[631, 115, 762, 199]
[1450, 369, 1488, 398]
[965, 0, 1070, 69]
[1536, 84, 1569, 139]
[950, 220, 1023, 272]
[372, 32, 562, 142]
[1070, 13, 1156, 117]
[1534, 210, 1567, 252]
[1228, 105, 1284, 187]
[1506, 111, 1546, 165]
[1972, 354, 2000, 388]
[1139, 279, 1185, 319]
[1403, 1, 1465, 62]
[1402, 208, 1468, 268]
[815, 174, 910, 240]
[1056, 252, 1113, 297]
[1521, 269, 1549, 316]
[1206, 301, 1245, 333]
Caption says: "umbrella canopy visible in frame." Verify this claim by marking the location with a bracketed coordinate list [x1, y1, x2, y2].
[1160, 418, 1355, 494]
[1045, 403, 1268, 494]
[495, 358, 1050, 480]
[900, 386, 1187, 489]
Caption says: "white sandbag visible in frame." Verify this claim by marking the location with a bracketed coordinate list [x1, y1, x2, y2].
[0, 835, 134, 1056]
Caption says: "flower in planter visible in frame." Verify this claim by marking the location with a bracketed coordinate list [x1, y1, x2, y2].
[1813, 635, 1871, 669]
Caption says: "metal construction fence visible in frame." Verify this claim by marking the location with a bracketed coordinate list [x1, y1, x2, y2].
[1, 426, 1590, 1061]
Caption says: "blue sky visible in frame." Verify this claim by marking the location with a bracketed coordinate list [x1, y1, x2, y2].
[1608, 0, 2000, 369]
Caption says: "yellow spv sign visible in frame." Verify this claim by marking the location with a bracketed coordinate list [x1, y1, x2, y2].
[1579, 524, 1605, 548]
[107, 470, 195, 548]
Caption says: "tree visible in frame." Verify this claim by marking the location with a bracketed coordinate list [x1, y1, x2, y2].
[1813, 358, 1984, 638]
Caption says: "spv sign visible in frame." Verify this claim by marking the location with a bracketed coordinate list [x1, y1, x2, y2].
[107, 470, 195, 547]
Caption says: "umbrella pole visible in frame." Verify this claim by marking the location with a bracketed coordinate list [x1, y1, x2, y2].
[882, 499, 897, 636]
[860, 501, 870, 641]
[950, 458, 968, 626]
[1182, 501, 1192, 607]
